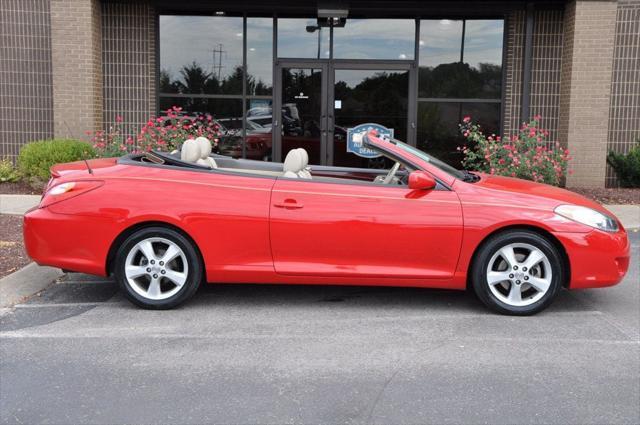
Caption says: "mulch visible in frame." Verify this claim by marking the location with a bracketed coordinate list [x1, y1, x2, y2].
[0, 215, 30, 279]
[567, 187, 640, 205]
[0, 181, 43, 195]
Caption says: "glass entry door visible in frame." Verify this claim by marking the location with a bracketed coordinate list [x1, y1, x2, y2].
[274, 61, 412, 167]
[274, 62, 328, 165]
[330, 67, 410, 167]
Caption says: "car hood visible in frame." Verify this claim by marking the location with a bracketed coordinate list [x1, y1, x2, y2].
[470, 173, 612, 215]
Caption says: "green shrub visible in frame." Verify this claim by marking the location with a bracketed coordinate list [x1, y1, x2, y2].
[0, 158, 19, 183]
[18, 139, 96, 182]
[607, 142, 640, 188]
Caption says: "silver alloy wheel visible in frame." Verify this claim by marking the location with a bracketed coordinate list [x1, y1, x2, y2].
[124, 237, 189, 301]
[486, 242, 552, 307]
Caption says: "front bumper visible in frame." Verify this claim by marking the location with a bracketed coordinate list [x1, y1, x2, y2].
[554, 228, 630, 289]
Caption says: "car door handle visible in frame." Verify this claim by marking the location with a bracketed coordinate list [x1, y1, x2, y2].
[273, 199, 304, 209]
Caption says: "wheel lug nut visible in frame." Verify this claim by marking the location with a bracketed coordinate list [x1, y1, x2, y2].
[161, 270, 166, 275]
[509, 274, 514, 278]
[513, 266, 518, 270]
[153, 274, 158, 279]
[522, 267, 527, 271]
[146, 268, 151, 272]
[159, 261, 164, 266]
[524, 276, 529, 281]
[516, 280, 521, 285]
[150, 260, 155, 265]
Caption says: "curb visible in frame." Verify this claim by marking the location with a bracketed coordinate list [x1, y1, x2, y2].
[0, 263, 63, 308]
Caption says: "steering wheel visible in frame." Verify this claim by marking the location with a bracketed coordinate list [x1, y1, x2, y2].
[382, 161, 401, 184]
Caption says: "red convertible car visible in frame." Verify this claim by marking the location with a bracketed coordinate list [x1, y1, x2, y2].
[23, 132, 630, 315]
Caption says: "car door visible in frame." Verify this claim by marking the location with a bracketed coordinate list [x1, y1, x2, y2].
[269, 178, 463, 279]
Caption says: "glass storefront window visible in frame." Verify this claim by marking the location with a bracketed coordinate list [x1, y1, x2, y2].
[333, 19, 415, 60]
[247, 18, 273, 95]
[158, 14, 505, 164]
[277, 18, 330, 59]
[159, 97, 244, 156]
[417, 101, 501, 168]
[419, 19, 503, 99]
[159, 16, 244, 95]
[462, 20, 504, 99]
[419, 19, 463, 68]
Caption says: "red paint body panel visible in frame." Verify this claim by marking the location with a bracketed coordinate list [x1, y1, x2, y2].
[270, 179, 463, 280]
[24, 137, 630, 292]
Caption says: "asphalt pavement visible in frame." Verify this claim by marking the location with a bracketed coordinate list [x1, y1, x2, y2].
[1, 232, 638, 424]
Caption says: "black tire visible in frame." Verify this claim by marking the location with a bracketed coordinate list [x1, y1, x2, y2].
[471, 230, 564, 316]
[114, 226, 203, 309]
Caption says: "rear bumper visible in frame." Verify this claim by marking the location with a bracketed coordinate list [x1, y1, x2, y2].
[554, 229, 630, 289]
[23, 207, 111, 276]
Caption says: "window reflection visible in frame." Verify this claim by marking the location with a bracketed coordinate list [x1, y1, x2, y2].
[159, 16, 244, 95]
[334, 69, 408, 168]
[463, 20, 504, 69]
[333, 19, 415, 60]
[277, 19, 330, 59]
[417, 102, 500, 168]
[247, 18, 273, 95]
[419, 19, 503, 99]
[419, 19, 463, 68]
[159, 97, 244, 156]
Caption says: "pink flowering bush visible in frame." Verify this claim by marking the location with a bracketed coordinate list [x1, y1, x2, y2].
[90, 106, 222, 157]
[459, 115, 571, 186]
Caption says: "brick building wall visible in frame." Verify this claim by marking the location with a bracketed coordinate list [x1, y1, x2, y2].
[502, 9, 564, 147]
[502, 10, 525, 138]
[102, 0, 157, 138]
[49, 0, 103, 141]
[606, 0, 640, 187]
[560, 0, 618, 188]
[0, 0, 54, 161]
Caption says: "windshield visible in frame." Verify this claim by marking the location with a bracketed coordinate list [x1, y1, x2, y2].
[388, 139, 465, 180]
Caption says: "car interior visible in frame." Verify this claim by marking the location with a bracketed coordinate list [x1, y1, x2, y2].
[125, 136, 416, 186]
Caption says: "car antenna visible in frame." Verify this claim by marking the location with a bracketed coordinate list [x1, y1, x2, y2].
[84, 158, 93, 174]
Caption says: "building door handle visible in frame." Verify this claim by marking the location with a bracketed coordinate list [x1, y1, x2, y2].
[273, 198, 304, 209]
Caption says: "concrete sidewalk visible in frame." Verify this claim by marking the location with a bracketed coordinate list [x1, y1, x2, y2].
[0, 194, 40, 215]
[606, 204, 640, 230]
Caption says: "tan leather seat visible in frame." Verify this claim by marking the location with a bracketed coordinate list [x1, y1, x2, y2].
[282, 149, 308, 178]
[195, 137, 217, 168]
[180, 137, 217, 169]
[296, 148, 312, 179]
[180, 139, 200, 163]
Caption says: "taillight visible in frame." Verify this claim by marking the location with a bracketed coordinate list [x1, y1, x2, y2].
[40, 180, 103, 208]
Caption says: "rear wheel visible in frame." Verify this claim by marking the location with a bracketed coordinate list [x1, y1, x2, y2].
[471, 230, 564, 315]
[114, 227, 202, 309]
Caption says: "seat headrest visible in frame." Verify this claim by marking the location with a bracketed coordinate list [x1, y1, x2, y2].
[180, 139, 200, 163]
[195, 137, 212, 159]
[283, 149, 304, 173]
[296, 148, 309, 167]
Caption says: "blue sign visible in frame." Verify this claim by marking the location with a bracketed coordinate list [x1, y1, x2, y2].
[346, 123, 394, 158]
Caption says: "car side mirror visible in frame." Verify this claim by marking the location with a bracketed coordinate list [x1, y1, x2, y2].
[408, 171, 436, 191]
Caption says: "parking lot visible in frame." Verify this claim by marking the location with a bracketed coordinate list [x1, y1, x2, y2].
[1, 232, 638, 424]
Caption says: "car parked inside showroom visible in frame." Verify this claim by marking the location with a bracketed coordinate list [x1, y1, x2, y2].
[23, 131, 630, 315]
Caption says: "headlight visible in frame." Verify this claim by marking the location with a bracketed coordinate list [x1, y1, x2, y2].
[555, 205, 619, 232]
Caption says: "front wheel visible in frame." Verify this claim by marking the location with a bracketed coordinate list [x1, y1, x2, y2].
[471, 230, 564, 315]
[114, 227, 203, 309]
